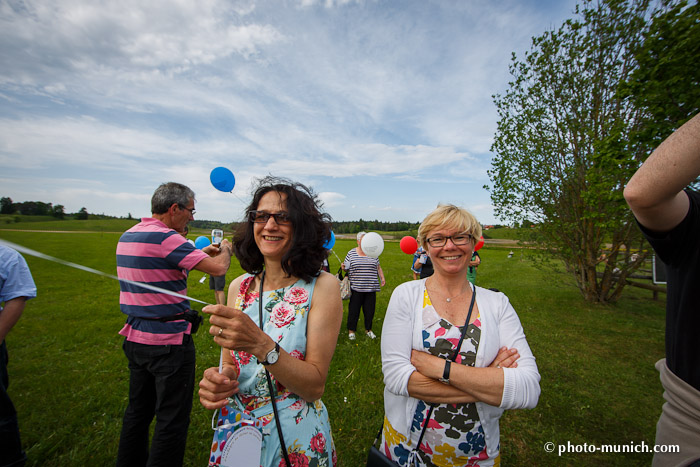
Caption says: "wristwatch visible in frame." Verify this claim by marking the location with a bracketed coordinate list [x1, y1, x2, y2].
[261, 342, 280, 366]
[439, 359, 451, 385]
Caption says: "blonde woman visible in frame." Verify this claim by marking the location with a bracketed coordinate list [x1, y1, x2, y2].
[380, 204, 540, 466]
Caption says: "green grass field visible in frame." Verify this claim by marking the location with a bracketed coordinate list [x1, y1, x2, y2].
[0, 223, 665, 466]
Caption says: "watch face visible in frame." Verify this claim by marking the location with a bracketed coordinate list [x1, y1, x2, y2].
[264, 345, 279, 365]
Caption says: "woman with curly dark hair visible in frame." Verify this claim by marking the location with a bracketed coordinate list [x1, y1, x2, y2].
[231, 176, 333, 282]
[199, 176, 342, 466]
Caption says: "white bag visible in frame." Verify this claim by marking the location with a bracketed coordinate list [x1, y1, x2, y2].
[337, 268, 351, 300]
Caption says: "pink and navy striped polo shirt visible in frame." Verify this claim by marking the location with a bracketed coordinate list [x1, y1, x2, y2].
[116, 218, 208, 345]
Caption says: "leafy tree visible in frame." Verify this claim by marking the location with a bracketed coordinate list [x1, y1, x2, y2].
[75, 207, 89, 220]
[15, 201, 53, 216]
[52, 204, 65, 219]
[487, 0, 696, 303]
[0, 197, 13, 214]
[619, 0, 700, 148]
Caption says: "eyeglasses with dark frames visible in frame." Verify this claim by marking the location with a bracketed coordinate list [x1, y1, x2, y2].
[179, 205, 196, 216]
[249, 210, 292, 225]
[426, 233, 473, 248]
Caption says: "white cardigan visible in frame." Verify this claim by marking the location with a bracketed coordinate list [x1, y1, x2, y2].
[381, 279, 540, 462]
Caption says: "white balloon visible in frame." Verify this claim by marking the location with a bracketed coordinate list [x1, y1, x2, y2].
[361, 232, 384, 258]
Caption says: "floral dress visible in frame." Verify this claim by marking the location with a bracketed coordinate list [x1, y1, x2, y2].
[382, 289, 500, 467]
[229, 274, 337, 467]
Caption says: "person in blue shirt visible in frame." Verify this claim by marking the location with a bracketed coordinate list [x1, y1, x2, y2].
[412, 246, 425, 280]
[0, 244, 37, 467]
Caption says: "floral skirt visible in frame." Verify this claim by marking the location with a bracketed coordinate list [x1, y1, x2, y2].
[250, 396, 336, 467]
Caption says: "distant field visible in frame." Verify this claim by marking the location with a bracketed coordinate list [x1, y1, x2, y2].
[0, 221, 665, 466]
[0, 218, 139, 232]
[483, 227, 528, 240]
[347, 227, 527, 243]
[0, 214, 59, 224]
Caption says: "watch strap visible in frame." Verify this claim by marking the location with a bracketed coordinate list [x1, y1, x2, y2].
[439, 359, 451, 384]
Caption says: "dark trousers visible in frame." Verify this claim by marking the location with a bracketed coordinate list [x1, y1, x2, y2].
[347, 290, 377, 332]
[0, 341, 25, 467]
[116, 336, 195, 467]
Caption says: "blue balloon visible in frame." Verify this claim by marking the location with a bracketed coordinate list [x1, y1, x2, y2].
[194, 236, 211, 249]
[323, 231, 336, 250]
[210, 167, 236, 192]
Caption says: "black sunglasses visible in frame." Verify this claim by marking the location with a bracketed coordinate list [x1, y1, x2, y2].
[248, 210, 292, 225]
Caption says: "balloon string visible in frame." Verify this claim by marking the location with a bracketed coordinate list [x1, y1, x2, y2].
[0, 238, 212, 306]
[230, 190, 249, 207]
[330, 249, 342, 265]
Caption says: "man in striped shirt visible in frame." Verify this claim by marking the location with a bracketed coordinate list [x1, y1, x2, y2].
[116, 182, 232, 467]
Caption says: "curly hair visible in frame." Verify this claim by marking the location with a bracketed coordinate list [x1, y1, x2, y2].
[233, 176, 333, 282]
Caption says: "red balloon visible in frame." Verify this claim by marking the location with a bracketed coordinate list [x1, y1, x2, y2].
[474, 236, 485, 251]
[399, 236, 418, 254]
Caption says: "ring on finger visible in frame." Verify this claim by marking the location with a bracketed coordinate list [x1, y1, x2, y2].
[218, 327, 224, 336]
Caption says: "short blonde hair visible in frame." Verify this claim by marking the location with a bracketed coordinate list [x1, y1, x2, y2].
[418, 204, 482, 249]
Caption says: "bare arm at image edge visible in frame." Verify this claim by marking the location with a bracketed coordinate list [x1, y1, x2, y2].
[624, 113, 700, 233]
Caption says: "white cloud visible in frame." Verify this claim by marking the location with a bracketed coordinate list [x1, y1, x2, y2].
[1, 0, 283, 71]
[1, 0, 582, 226]
[318, 191, 346, 207]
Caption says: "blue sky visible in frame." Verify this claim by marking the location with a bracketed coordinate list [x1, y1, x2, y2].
[0, 0, 580, 225]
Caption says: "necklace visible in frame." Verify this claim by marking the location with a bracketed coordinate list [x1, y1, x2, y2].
[427, 280, 470, 303]
[445, 289, 467, 302]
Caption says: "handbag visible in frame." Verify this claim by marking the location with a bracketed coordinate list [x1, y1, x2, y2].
[367, 285, 476, 467]
[337, 267, 351, 300]
[366, 424, 399, 466]
[209, 398, 263, 467]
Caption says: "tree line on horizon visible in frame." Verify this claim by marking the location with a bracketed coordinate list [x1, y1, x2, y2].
[1, 196, 89, 220]
[3, 197, 507, 233]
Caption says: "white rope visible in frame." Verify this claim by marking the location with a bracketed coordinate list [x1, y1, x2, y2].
[0, 238, 212, 306]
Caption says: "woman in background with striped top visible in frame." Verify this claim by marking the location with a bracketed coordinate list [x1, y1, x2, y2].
[342, 231, 386, 340]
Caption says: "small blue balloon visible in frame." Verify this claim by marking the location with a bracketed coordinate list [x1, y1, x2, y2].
[194, 236, 211, 249]
[323, 231, 336, 250]
[210, 167, 236, 192]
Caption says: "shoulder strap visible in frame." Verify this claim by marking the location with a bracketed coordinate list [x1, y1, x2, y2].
[451, 284, 476, 361]
[258, 271, 292, 467]
[412, 285, 476, 456]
